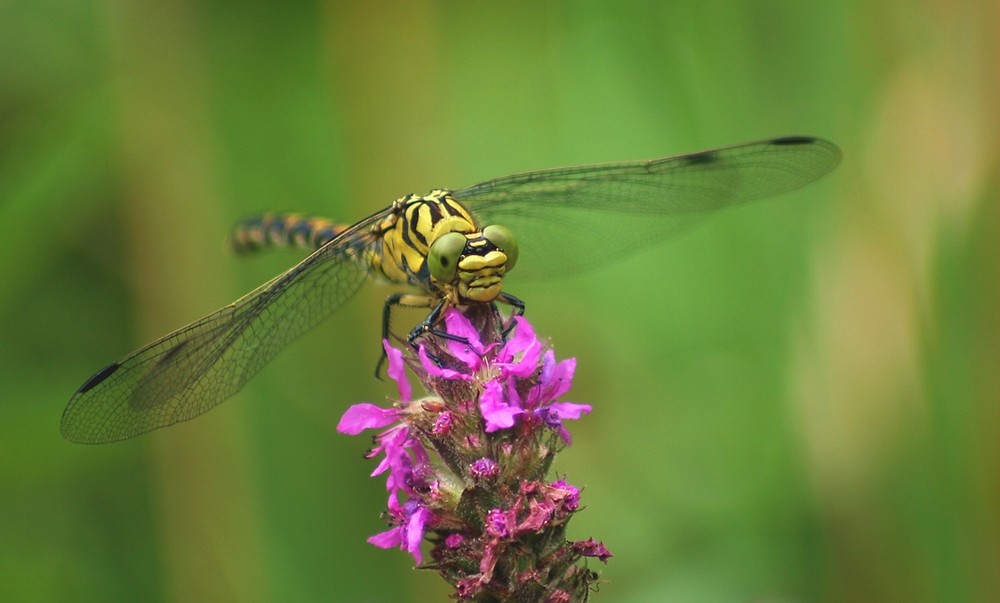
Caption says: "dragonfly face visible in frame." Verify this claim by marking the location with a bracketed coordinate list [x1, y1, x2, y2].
[426, 225, 519, 304]
[62, 136, 841, 444]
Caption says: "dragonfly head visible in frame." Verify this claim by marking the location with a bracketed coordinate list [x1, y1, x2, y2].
[427, 225, 519, 303]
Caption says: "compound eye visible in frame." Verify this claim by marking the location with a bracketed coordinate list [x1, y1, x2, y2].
[483, 225, 519, 271]
[427, 231, 467, 283]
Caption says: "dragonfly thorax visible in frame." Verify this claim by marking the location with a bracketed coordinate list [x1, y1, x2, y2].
[378, 190, 519, 304]
[376, 191, 475, 282]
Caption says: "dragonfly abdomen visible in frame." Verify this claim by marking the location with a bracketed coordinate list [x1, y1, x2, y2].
[229, 213, 348, 254]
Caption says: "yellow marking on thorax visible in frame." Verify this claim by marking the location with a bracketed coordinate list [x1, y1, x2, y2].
[374, 193, 478, 288]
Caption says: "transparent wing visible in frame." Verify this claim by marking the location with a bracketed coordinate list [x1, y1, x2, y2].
[454, 136, 841, 278]
[63, 136, 840, 442]
[61, 216, 384, 444]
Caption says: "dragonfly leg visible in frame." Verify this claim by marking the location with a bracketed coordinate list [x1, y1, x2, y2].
[496, 291, 525, 338]
[406, 298, 474, 345]
[376, 292, 526, 377]
[405, 298, 469, 369]
[411, 294, 528, 368]
[407, 299, 498, 372]
[376, 292, 437, 377]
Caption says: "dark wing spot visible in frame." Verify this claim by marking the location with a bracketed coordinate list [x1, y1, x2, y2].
[682, 151, 718, 165]
[770, 136, 816, 146]
[78, 362, 122, 393]
[157, 340, 189, 367]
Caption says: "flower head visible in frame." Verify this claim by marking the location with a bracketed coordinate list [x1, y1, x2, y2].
[338, 305, 609, 598]
[469, 457, 500, 481]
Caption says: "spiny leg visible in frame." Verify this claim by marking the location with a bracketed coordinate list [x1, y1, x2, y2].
[496, 291, 525, 338]
[376, 292, 438, 377]
[408, 291, 525, 347]
[408, 293, 528, 369]
[376, 291, 528, 377]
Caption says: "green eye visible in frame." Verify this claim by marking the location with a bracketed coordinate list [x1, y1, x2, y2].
[428, 232, 466, 283]
[483, 225, 518, 271]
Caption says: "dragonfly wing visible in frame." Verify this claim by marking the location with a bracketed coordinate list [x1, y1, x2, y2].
[454, 137, 841, 279]
[61, 222, 379, 443]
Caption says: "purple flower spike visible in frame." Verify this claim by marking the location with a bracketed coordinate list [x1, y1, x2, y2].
[339, 307, 606, 599]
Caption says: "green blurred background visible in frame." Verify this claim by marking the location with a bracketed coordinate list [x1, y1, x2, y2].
[2, 0, 998, 601]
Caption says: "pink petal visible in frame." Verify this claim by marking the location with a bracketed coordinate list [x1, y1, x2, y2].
[546, 401, 591, 421]
[480, 380, 521, 432]
[499, 317, 541, 376]
[444, 310, 485, 354]
[337, 403, 399, 434]
[368, 526, 403, 550]
[546, 357, 576, 399]
[383, 340, 412, 401]
[532, 353, 575, 403]
[418, 345, 470, 380]
[405, 506, 431, 564]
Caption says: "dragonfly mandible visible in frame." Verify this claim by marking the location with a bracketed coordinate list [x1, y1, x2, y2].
[62, 136, 841, 444]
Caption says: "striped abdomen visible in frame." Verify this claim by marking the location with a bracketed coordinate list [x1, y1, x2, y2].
[229, 213, 349, 254]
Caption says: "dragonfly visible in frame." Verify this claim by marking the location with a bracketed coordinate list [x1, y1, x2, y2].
[62, 136, 841, 444]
